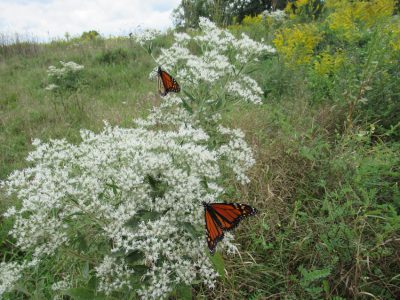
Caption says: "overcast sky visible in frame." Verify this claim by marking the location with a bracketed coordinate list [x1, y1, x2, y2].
[0, 0, 181, 41]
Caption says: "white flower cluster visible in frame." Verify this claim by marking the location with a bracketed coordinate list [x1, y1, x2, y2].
[51, 275, 71, 291]
[1, 118, 254, 298]
[95, 256, 134, 295]
[226, 76, 265, 104]
[1, 18, 260, 300]
[217, 125, 255, 184]
[0, 262, 24, 297]
[47, 61, 84, 79]
[135, 94, 193, 127]
[45, 61, 84, 91]
[133, 28, 161, 46]
[263, 9, 287, 22]
[226, 0, 253, 14]
[151, 17, 275, 105]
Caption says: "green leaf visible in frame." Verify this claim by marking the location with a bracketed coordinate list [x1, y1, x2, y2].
[130, 275, 143, 289]
[181, 98, 193, 114]
[145, 174, 168, 199]
[183, 90, 195, 103]
[200, 176, 208, 189]
[62, 287, 93, 299]
[133, 265, 149, 276]
[182, 222, 202, 239]
[62, 287, 108, 300]
[299, 266, 331, 284]
[87, 276, 98, 290]
[125, 216, 143, 228]
[125, 250, 145, 263]
[323, 279, 330, 294]
[14, 284, 31, 297]
[76, 232, 88, 252]
[145, 174, 158, 188]
[209, 252, 225, 278]
[105, 181, 119, 195]
[125, 210, 163, 228]
[214, 98, 223, 110]
[245, 67, 260, 75]
[175, 284, 193, 300]
[82, 261, 90, 279]
[300, 146, 315, 161]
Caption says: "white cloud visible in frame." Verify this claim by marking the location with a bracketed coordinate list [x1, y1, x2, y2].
[0, 0, 181, 40]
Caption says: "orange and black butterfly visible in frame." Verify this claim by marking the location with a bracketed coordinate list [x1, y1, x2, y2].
[203, 202, 257, 254]
[157, 66, 180, 96]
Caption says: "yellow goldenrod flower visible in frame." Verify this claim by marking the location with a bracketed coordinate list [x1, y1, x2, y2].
[314, 51, 345, 76]
[273, 24, 322, 66]
[326, 0, 396, 42]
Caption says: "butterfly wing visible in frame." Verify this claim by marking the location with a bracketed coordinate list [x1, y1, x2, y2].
[158, 70, 165, 96]
[204, 202, 257, 254]
[158, 67, 180, 96]
[204, 206, 224, 255]
[209, 203, 257, 231]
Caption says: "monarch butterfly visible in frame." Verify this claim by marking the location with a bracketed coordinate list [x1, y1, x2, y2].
[157, 66, 180, 96]
[203, 202, 257, 254]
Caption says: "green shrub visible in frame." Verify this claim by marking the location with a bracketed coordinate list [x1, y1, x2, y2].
[81, 30, 100, 41]
[96, 48, 129, 65]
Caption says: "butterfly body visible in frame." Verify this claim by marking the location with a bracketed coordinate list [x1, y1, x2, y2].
[203, 202, 257, 254]
[157, 66, 180, 96]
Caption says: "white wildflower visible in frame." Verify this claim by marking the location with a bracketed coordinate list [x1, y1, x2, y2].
[174, 32, 191, 44]
[263, 9, 286, 22]
[3, 19, 259, 300]
[47, 61, 84, 80]
[3, 206, 16, 217]
[0, 262, 24, 297]
[95, 256, 134, 295]
[134, 28, 161, 46]
[45, 61, 84, 92]
[152, 18, 274, 106]
[217, 125, 255, 184]
[226, 77, 264, 104]
[45, 83, 59, 91]
[51, 275, 71, 291]
[60, 61, 84, 72]
[2, 119, 254, 299]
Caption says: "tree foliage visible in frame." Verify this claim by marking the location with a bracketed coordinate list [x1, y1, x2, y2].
[172, 0, 289, 28]
[80, 30, 100, 41]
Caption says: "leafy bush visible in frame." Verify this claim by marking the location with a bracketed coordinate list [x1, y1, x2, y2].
[299, 135, 400, 298]
[96, 48, 129, 65]
[213, 4, 400, 298]
[285, 0, 324, 21]
[81, 30, 100, 41]
[223, 104, 400, 298]
[269, 0, 400, 140]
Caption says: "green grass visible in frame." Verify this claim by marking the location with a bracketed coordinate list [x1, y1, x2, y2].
[1, 27, 400, 299]
[0, 38, 158, 180]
